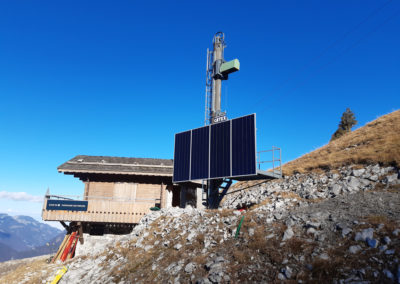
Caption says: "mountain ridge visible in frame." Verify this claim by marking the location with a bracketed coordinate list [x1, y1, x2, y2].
[0, 213, 63, 262]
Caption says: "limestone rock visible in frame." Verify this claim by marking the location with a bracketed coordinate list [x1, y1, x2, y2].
[282, 227, 294, 241]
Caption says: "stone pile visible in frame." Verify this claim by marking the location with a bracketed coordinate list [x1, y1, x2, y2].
[43, 164, 400, 283]
[223, 164, 399, 210]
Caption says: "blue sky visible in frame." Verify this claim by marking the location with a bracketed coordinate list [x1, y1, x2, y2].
[0, 1, 399, 226]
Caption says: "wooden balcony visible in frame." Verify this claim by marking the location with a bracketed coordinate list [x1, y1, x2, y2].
[42, 195, 159, 224]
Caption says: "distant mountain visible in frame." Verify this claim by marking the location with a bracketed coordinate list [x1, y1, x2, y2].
[13, 231, 66, 260]
[0, 242, 17, 262]
[0, 213, 64, 262]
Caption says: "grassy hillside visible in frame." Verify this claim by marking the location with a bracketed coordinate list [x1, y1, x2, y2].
[282, 110, 400, 175]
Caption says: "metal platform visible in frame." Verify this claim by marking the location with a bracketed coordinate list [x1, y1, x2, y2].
[233, 169, 282, 181]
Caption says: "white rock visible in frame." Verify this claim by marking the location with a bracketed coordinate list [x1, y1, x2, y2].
[174, 244, 182, 250]
[282, 227, 294, 241]
[352, 169, 365, 177]
[184, 262, 196, 274]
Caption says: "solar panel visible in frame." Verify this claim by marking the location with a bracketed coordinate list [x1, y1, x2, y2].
[173, 114, 256, 182]
[210, 120, 231, 178]
[191, 126, 209, 180]
[232, 114, 256, 176]
[173, 130, 191, 182]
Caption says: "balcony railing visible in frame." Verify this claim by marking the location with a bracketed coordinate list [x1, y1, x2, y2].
[44, 194, 160, 203]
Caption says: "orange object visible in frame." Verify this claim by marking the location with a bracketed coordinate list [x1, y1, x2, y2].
[61, 231, 76, 262]
[67, 234, 79, 260]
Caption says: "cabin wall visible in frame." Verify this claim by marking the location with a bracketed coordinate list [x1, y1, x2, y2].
[114, 183, 137, 201]
[87, 182, 114, 198]
[85, 181, 161, 203]
[136, 183, 162, 202]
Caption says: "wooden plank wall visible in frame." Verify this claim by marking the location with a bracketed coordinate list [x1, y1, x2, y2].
[87, 182, 114, 198]
[86, 182, 161, 201]
[114, 183, 137, 201]
[136, 183, 162, 201]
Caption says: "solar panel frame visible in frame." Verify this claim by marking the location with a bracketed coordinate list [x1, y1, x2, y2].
[173, 113, 257, 183]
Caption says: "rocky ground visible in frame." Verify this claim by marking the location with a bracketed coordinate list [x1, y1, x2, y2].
[0, 164, 399, 283]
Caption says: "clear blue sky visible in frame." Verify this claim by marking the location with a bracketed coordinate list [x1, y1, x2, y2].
[0, 1, 399, 225]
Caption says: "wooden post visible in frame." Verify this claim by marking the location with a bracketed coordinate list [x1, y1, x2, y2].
[160, 183, 166, 208]
[77, 222, 84, 244]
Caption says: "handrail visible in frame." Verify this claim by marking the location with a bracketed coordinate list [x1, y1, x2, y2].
[44, 194, 160, 203]
[257, 146, 282, 178]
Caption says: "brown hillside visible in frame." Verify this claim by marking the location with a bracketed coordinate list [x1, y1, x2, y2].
[282, 109, 400, 175]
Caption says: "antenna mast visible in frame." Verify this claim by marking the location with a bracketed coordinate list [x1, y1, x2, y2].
[204, 32, 240, 208]
[204, 32, 239, 126]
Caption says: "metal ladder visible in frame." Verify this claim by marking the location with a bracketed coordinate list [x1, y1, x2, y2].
[203, 178, 233, 208]
[218, 179, 233, 197]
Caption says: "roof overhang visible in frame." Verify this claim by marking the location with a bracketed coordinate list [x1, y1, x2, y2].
[59, 169, 173, 177]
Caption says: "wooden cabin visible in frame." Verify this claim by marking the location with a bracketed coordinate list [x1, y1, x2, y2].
[42, 155, 203, 234]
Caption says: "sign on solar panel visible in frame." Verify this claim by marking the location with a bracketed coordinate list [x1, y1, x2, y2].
[173, 114, 256, 183]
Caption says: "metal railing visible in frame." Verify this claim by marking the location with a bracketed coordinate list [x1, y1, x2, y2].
[257, 146, 282, 177]
[44, 194, 160, 204]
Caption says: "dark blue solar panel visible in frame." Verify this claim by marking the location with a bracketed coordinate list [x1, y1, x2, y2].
[173, 114, 257, 182]
[210, 120, 231, 178]
[173, 131, 191, 182]
[191, 126, 209, 180]
[232, 114, 256, 176]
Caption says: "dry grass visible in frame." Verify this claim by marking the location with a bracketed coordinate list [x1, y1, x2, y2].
[285, 237, 307, 255]
[229, 110, 400, 191]
[250, 197, 271, 209]
[276, 191, 302, 200]
[216, 208, 236, 218]
[0, 256, 55, 284]
[282, 110, 400, 175]
[363, 214, 398, 234]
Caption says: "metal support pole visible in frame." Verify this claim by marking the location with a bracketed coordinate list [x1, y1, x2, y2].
[272, 148, 275, 172]
[211, 34, 224, 121]
[208, 33, 225, 209]
[208, 179, 220, 209]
